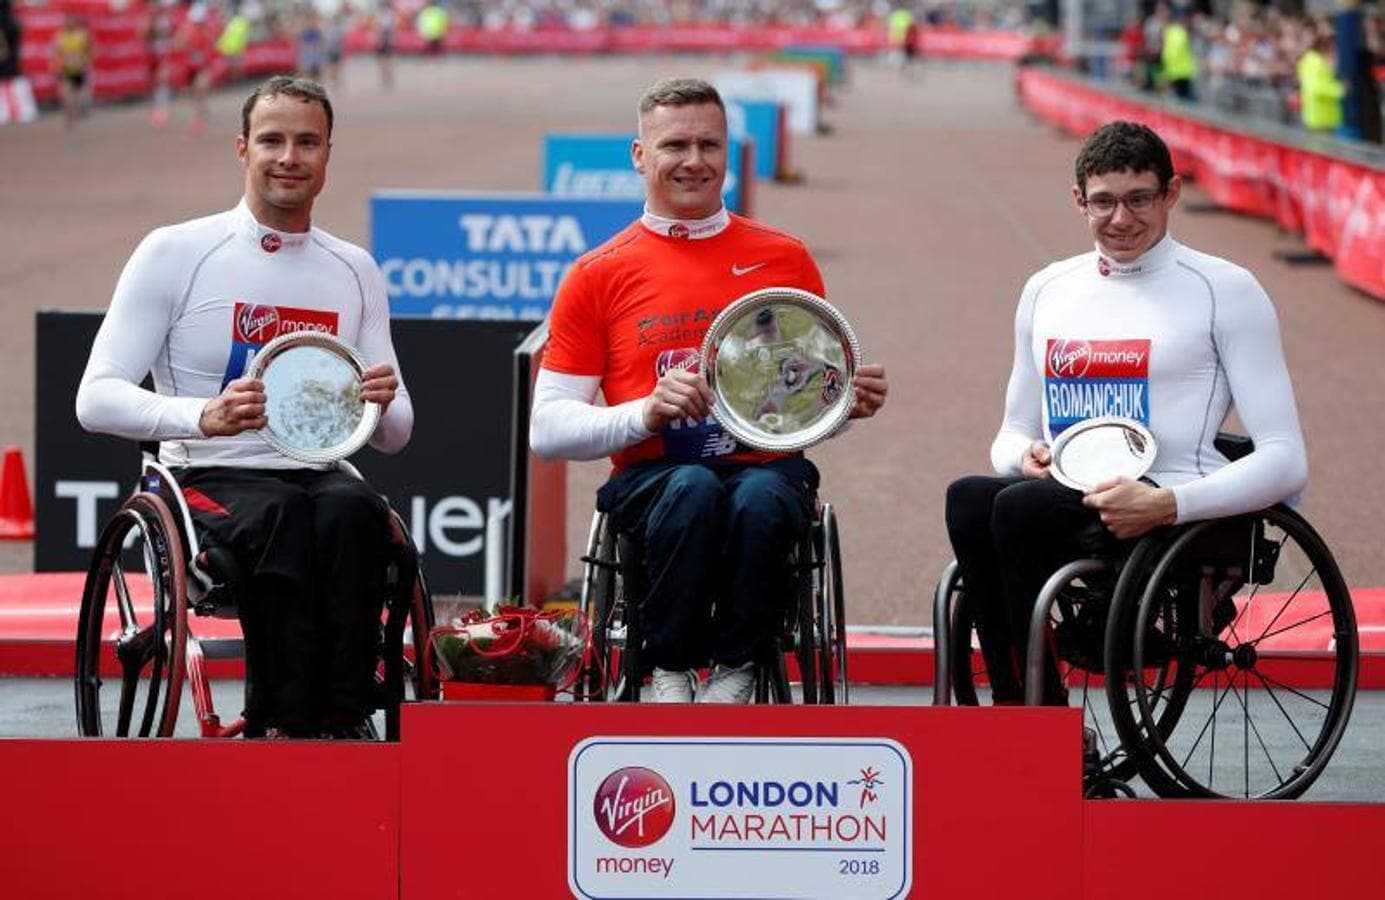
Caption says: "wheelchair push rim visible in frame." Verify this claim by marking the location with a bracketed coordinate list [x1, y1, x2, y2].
[75, 492, 189, 738]
[1129, 506, 1358, 800]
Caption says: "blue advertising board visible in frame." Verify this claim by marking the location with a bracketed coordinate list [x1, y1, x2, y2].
[542, 132, 751, 214]
[726, 99, 784, 180]
[371, 191, 642, 319]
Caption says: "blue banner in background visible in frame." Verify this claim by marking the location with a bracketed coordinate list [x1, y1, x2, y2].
[371, 191, 642, 319]
[542, 132, 749, 213]
[726, 99, 783, 180]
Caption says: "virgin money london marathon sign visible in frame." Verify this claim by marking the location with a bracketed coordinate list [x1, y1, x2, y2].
[371, 192, 642, 319]
[542, 133, 750, 213]
[568, 737, 912, 899]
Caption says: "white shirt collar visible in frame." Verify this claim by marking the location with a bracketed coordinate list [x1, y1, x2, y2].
[1094, 231, 1178, 277]
[234, 198, 313, 254]
[640, 206, 730, 240]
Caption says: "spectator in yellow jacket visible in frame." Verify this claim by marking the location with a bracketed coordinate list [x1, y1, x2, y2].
[1296, 32, 1345, 133]
[1159, 6, 1197, 100]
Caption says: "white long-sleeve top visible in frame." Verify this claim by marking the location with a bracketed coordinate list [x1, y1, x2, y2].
[76, 200, 412, 469]
[992, 234, 1307, 523]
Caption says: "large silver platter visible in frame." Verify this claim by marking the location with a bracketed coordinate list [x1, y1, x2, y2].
[1050, 416, 1158, 491]
[245, 331, 380, 464]
[701, 287, 860, 453]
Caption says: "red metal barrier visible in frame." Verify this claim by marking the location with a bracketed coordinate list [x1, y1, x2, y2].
[1017, 67, 1385, 302]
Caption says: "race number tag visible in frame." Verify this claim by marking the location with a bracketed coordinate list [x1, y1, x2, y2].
[568, 737, 912, 899]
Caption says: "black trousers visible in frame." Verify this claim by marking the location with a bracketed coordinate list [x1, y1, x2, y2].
[944, 475, 1124, 705]
[178, 467, 391, 735]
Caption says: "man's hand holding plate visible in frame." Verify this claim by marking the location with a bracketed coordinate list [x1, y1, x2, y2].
[361, 363, 399, 413]
[200, 377, 267, 437]
[1083, 476, 1177, 539]
[1021, 440, 1052, 479]
[642, 368, 714, 432]
[848, 363, 888, 420]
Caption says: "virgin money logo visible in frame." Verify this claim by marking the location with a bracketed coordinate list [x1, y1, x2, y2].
[594, 767, 675, 848]
[236, 304, 280, 343]
[1097, 256, 1111, 277]
[261, 233, 283, 253]
[667, 223, 690, 239]
[656, 348, 700, 377]
[1048, 339, 1092, 378]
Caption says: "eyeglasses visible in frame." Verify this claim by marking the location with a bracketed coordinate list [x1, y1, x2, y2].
[1081, 189, 1165, 219]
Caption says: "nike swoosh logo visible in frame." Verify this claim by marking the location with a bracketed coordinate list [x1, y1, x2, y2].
[731, 262, 766, 276]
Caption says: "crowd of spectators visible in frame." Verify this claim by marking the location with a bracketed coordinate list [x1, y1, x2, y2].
[1117, 1, 1382, 143]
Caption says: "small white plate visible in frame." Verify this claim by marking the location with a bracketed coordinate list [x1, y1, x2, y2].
[1050, 416, 1157, 491]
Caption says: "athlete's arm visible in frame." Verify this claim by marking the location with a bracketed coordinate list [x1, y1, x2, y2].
[990, 278, 1045, 475]
[530, 369, 650, 461]
[355, 257, 412, 453]
[75, 230, 210, 441]
[1171, 275, 1307, 522]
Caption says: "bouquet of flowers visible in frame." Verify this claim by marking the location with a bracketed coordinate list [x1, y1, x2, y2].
[427, 605, 588, 689]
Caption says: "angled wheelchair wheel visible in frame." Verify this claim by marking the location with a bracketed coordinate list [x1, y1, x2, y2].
[947, 560, 1146, 792]
[1124, 507, 1358, 799]
[406, 564, 440, 702]
[75, 492, 189, 738]
[794, 530, 819, 705]
[815, 504, 848, 705]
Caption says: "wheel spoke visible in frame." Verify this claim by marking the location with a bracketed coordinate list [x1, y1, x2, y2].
[1179, 670, 1238, 772]
[1249, 609, 1333, 647]
[1250, 567, 1317, 645]
[1256, 670, 1331, 711]
[1253, 671, 1313, 751]
[1230, 671, 1284, 789]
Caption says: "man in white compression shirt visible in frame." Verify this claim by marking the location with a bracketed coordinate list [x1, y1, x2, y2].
[945, 120, 1306, 708]
[75, 76, 413, 739]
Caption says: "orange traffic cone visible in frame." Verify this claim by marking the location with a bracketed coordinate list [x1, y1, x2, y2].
[0, 446, 35, 540]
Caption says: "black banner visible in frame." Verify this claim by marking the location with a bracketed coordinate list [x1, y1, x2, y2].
[35, 312, 530, 596]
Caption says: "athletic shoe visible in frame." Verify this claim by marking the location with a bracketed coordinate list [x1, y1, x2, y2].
[697, 662, 755, 704]
[651, 668, 698, 703]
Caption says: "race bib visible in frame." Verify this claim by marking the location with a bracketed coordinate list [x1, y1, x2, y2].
[1044, 338, 1150, 437]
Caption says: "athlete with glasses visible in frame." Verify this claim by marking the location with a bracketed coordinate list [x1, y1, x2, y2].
[944, 120, 1307, 712]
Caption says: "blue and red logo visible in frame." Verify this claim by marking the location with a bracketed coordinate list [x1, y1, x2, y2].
[1045, 338, 1150, 435]
[593, 767, 676, 848]
[222, 302, 340, 389]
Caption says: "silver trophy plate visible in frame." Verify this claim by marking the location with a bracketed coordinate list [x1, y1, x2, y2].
[700, 287, 861, 452]
[1050, 416, 1157, 491]
[245, 331, 380, 464]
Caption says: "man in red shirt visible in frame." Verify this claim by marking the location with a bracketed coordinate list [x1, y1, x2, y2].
[533, 77, 888, 703]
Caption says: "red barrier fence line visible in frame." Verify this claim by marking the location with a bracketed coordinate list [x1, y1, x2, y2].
[1016, 67, 1385, 302]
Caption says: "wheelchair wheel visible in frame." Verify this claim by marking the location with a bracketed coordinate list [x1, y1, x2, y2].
[1123, 507, 1358, 799]
[947, 562, 1146, 791]
[406, 564, 439, 702]
[815, 505, 848, 705]
[580, 514, 639, 702]
[75, 492, 189, 738]
[794, 530, 819, 705]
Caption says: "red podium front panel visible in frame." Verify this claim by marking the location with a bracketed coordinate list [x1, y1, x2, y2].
[0, 739, 400, 900]
[399, 703, 1082, 899]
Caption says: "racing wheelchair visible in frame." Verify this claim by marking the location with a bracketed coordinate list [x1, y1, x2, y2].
[575, 500, 847, 704]
[933, 436, 1358, 799]
[74, 455, 439, 741]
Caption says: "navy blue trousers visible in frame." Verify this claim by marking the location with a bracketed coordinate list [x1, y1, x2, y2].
[598, 457, 818, 672]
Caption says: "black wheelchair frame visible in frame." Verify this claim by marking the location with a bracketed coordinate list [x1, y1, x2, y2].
[576, 502, 848, 705]
[73, 457, 439, 741]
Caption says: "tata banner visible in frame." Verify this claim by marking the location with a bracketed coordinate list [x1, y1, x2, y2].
[542, 133, 753, 215]
[568, 736, 912, 899]
[727, 99, 787, 181]
[372, 192, 642, 319]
